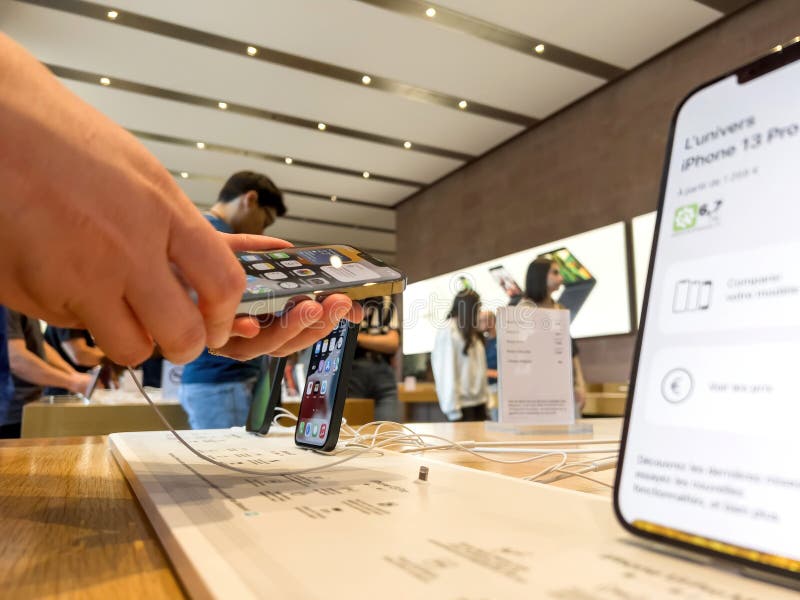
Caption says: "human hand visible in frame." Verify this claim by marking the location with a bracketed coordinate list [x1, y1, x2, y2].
[211, 234, 363, 361]
[99, 361, 123, 390]
[0, 35, 245, 366]
[215, 295, 363, 360]
[68, 372, 93, 396]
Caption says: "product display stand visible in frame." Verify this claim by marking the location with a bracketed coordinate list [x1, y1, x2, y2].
[484, 421, 594, 435]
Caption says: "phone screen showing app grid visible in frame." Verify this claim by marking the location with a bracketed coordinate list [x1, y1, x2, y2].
[238, 248, 382, 298]
[296, 320, 349, 445]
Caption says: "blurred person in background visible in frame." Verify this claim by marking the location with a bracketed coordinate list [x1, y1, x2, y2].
[431, 290, 489, 422]
[348, 296, 401, 422]
[3, 310, 91, 438]
[43, 326, 105, 395]
[179, 171, 288, 429]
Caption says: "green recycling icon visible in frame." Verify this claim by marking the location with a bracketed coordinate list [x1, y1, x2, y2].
[673, 204, 698, 232]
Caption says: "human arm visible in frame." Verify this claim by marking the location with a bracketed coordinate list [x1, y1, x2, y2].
[43, 342, 75, 374]
[0, 35, 359, 365]
[357, 330, 399, 355]
[8, 340, 91, 394]
[61, 337, 105, 368]
[0, 33, 246, 364]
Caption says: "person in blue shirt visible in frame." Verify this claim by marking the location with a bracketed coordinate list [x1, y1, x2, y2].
[180, 172, 287, 429]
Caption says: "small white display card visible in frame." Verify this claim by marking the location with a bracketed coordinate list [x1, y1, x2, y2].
[497, 306, 574, 425]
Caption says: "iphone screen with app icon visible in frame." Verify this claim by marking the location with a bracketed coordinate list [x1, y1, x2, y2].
[236, 245, 405, 316]
[295, 319, 359, 451]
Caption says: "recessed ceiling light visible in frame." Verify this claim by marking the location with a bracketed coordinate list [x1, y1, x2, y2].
[425, 7, 436, 17]
[361, 75, 372, 85]
[99, 77, 111, 86]
[458, 100, 468, 109]
[180, 171, 189, 179]
[403, 141, 412, 149]
[196, 142, 205, 149]
[246, 46, 258, 56]
[285, 157, 293, 164]
[362, 171, 370, 179]
[534, 43, 545, 54]
[317, 122, 327, 131]
[218, 101, 228, 110]
[773, 44, 783, 52]
[330, 195, 337, 202]
[107, 10, 118, 20]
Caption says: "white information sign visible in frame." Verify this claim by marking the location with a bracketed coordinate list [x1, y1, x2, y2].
[497, 306, 574, 425]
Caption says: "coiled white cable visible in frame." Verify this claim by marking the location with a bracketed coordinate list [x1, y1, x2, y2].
[127, 368, 619, 483]
[126, 367, 379, 477]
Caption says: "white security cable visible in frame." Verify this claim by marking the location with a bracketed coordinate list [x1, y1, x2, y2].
[470, 447, 619, 455]
[523, 456, 569, 482]
[398, 439, 620, 452]
[126, 367, 384, 477]
[460, 439, 621, 447]
[127, 368, 621, 481]
[526, 456, 618, 486]
[342, 428, 571, 467]
[549, 468, 615, 489]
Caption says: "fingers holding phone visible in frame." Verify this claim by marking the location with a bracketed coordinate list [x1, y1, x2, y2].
[212, 243, 397, 361]
[235, 244, 405, 316]
[213, 294, 361, 361]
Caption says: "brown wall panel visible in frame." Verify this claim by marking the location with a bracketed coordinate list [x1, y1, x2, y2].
[397, 0, 799, 382]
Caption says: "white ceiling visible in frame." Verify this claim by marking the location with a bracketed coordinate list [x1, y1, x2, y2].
[0, 0, 732, 263]
[433, 0, 722, 69]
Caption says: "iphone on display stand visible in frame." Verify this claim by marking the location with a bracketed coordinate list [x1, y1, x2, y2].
[615, 41, 800, 588]
[81, 365, 103, 400]
[237, 245, 405, 316]
[295, 320, 359, 452]
[245, 356, 286, 435]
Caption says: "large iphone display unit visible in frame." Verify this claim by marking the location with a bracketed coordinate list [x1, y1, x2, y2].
[539, 247, 597, 319]
[615, 41, 800, 587]
[295, 319, 359, 452]
[237, 245, 405, 315]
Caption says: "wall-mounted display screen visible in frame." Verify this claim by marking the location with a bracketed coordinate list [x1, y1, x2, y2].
[631, 211, 657, 325]
[402, 222, 631, 355]
[541, 248, 594, 283]
[539, 247, 597, 321]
